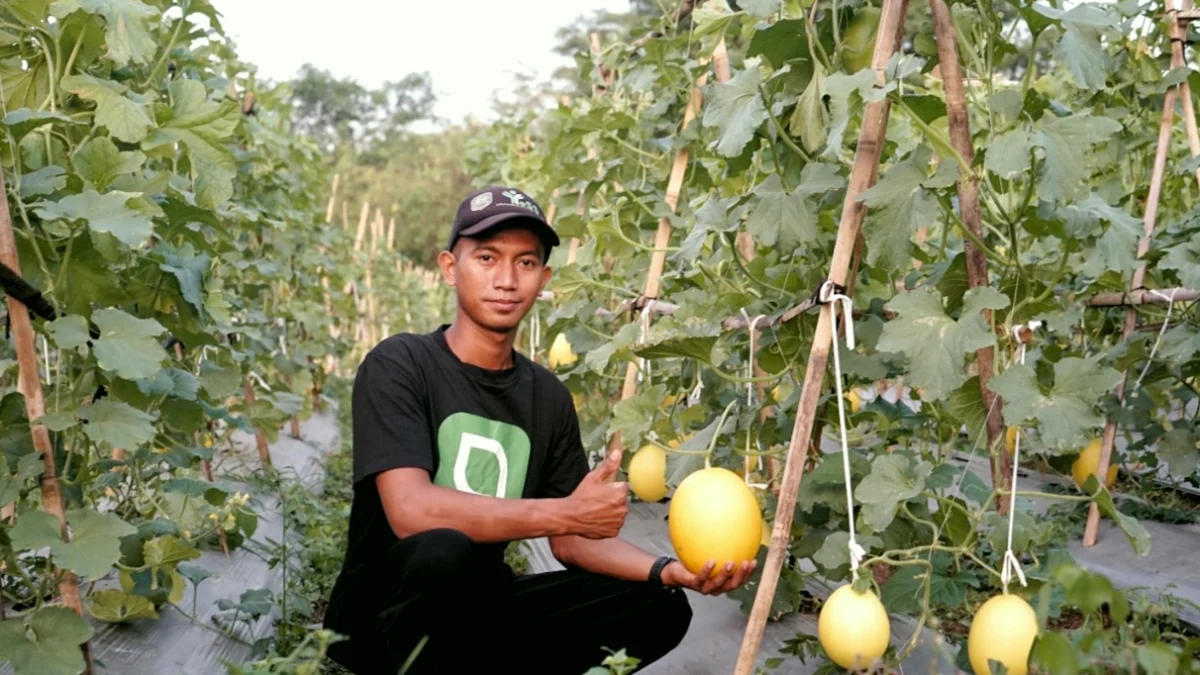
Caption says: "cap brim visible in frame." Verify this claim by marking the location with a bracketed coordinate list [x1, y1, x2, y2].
[458, 211, 561, 248]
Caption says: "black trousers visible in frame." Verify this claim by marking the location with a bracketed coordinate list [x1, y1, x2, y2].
[324, 528, 694, 675]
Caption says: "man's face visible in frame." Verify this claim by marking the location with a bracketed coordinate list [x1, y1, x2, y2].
[438, 226, 551, 334]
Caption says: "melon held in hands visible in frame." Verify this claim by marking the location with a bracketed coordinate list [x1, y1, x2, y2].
[668, 467, 762, 577]
[968, 593, 1038, 675]
[817, 583, 890, 669]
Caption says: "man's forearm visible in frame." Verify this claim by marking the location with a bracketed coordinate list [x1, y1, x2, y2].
[383, 480, 574, 542]
[549, 534, 660, 582]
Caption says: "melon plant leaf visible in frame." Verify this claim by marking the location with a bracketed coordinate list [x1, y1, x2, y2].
[822, 69, 882, 158]
[1083, 475, 1151, 556]
[92, 307, 167, 380]
[812, 531, 883, 573]
[703, 64, 767, 158]
[744, 174, 816, 252]
[0, 452, 43, 506]
[860, 146, 943, 273]
[2, 108, 75, 140]
[143, 79, 240, 208]
[947, 376, 988, 447]
[789, 62, 827, 153]
[1059, 23, 1107, 91]
[79, 399, 157, 448]
[46, 314, 91, 353]
[34, 190, 155, 247]
[631, 319, 721, 364]
[985, 128, 1033, 178]
[1158, 428, 1199, 480]
[10, 508, 136, 580]
[198, 363, 244, 399]
[610, 384, 666, 446]
[19, 165, 68, 197]
[73, 136, 146, 191]
[1160, 238, 1200, 289]
[0, 606, 94, 675]
[57, 232, 126, 316]
[157, 242, 210, 316]
[1031, 632, 1080, 674]
[136, 368, 200, 400]
[876, 286, 1010, 402]
[51, 0, 159, 67]
[87, 588, 159, 623]
[1159, 325, 1200, 363]
[853, 454, 933, 531]
[988, 355, 1122, 451]
[1034, 114, 1123, 203]
[59, 73, 155, 143]
[1057, 194, 1140, 277]
[1135, 643, 1179, 675]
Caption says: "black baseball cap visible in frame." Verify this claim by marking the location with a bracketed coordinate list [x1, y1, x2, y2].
[448, 186, 560, 261]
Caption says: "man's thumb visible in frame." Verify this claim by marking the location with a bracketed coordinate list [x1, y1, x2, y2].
[594, 449, 622, 480]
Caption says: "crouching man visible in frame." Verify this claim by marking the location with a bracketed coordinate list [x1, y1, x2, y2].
[322, 186, 755, 675]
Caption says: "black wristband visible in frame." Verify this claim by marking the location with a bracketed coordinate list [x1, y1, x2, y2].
[648, 555, 676, 587]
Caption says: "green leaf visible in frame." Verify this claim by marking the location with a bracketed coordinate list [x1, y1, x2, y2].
[158, 242, 210, 316]
[1084, 475, 1151, 556]
[198, 363, 243, 399]
[947, 376, 988, 447]
[73, 136, 146, 191]
[985, 129, 1032, 179]
[745, 174, 817, 251]
[821, 69, 877, 159]
[880, 566, 924, 614]
[92, 307, 167, 380]
[56, 232, 126, 316]
[33, 190, 155, 247]
[1057, 194, 1140, 278]
[19, 165, 68, 197]
[79, 399, 157, 448]
[1158, 428, 1199, 480]
[876, 286, 1009, 401]
[10, 508, 136, 580]
[46, 314, 91, 352]
[609, 384, 666, 445]
[0, 606, 94, 675]
[60, 73, 154, 143]
[988, 356, 1122, 451]
[1160, 239, 1200, 289]
[135, 368, 200, 400]
[1058, 23, 1107, 91]
[142, 79, 240, 209]
[789, 63, 826, 153]
[51, 0, 159, 67]
[35, 412, 78, 432]
[1034, 114, 1123, 203]
[1031, 632, 1079, 675]
[1135, 642, 1179, 675]
[703, 63, 767, 158]
[0, 452, 43, 506]
[87, 588, 159, 623]
[853, 454, 933, 531]
[861, 146, 943, 273]
[142, 535, 201, 567]
[2, 109, 75, 140]
[631, 318, 722, 363]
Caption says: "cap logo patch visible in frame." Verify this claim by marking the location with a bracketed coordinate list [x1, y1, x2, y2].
[501, 189, 541, 216]
[470, 192, 493, 211]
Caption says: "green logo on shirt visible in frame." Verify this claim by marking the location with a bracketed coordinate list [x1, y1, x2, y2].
[433, 412, 531, 498]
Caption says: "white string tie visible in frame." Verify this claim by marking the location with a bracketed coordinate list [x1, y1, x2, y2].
[530, 310, 541, 358]
[1001, 320, 1041, 591]
[739, 309, 769, 489]
[637, 300, 655, 385]
[823, 281, 865, 579]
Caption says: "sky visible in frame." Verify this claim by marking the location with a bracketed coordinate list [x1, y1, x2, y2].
[213, 0, 632, 129]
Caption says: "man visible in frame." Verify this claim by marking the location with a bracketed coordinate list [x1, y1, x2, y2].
[322, 186, 756, 675]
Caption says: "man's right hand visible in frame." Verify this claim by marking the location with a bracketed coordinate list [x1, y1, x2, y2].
[564, 448, 629, 539]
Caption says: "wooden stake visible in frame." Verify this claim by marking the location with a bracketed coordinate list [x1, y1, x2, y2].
[325, 173, 340, 223]
[733, 2, 909, 671]
[1172, 1, 1200, 189]
[1084, 0, 1182, 547]
[243, 376, 273, 469]
[931, 0, 1011, 513]
[353, 202, 370, 251]
[0, 164, 94, 673]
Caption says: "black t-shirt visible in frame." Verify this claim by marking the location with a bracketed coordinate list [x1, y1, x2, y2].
[324, 325, 589, 621]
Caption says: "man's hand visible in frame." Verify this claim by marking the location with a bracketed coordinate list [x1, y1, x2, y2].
[663, 559, 756, 596]
[562, 449, 629, 539]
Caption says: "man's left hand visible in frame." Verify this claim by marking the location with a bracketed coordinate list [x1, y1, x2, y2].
[662, 559, 756, 596]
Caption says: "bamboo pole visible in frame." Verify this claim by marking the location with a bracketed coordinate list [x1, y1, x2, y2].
[1088, 287, 1198, 306]
[1084, 0, 1184, 547]
[1172, 1, 1200, 189]
[242, 376, 273, 469]
[325, 173, 340, 223]
[733, 1, 910, 671]
[0, 164, 94, 672]
[931, 0, 1011, 513]
[353, 202, 370, 251]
